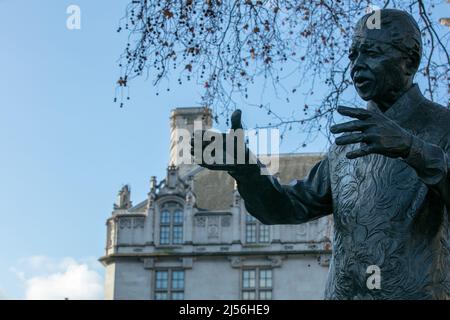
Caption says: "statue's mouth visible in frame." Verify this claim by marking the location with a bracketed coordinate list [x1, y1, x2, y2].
[354, 75, 373, 89]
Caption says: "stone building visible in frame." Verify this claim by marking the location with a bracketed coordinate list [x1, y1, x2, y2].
[99, 107, 332, 300]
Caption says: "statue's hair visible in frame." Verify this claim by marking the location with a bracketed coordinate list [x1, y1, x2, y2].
[354, 9, 422, 69]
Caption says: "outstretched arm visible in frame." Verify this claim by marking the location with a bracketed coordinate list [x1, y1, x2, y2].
[228, 157, 333, 225]
[191, 109, 333, 224]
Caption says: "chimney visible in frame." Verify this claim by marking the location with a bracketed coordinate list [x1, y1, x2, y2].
[169, 107, 212, 170]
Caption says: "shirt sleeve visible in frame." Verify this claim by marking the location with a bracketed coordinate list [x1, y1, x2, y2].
[404, 136, 450, 209]
[228, 156, 333, 225]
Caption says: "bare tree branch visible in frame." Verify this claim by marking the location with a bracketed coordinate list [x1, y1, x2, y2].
[115, 0, 449, 148]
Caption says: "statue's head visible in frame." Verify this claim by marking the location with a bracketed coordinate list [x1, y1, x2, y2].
[350, 9, 422, 103]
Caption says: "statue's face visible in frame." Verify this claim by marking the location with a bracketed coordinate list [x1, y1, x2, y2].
[349, 38, 410, 102]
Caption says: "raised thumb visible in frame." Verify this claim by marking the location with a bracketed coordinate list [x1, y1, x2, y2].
[230, 109, 243, 130]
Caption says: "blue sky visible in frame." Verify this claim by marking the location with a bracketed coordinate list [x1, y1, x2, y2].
[0, 1, 448, 299]
[0, 0, 323, 299]
[0, 0, 199, 298]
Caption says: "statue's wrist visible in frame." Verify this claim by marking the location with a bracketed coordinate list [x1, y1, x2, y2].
[401, 134, 414, 159]
[228, 163, 260, 181]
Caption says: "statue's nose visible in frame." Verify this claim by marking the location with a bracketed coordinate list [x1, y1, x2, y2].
[351, 57, 368, 78]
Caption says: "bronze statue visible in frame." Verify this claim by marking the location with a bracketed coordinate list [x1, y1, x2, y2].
[191, 9, 450, 299]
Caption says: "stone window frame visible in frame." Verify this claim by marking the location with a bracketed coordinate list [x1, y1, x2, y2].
[241, 267, 273, 300]
[154, 269, 185, 300]
[245, 214, 270, 244]
[159, 201, 184, 245]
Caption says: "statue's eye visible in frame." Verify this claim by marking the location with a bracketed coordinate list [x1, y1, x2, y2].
[365, 50, 380, 57]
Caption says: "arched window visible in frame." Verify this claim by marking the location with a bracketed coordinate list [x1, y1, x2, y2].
[159, 202, 184, 245]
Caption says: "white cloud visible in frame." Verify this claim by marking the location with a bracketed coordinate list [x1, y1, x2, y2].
[25, 263, 103, 300]
[0, 288, 8, 300]
[12, 256, 104, 300]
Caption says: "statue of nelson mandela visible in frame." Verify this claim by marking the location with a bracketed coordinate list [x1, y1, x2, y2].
[191, 9, 450, 299]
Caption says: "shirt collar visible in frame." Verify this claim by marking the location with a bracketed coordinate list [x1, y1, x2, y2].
[367, 84, 426, 125]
